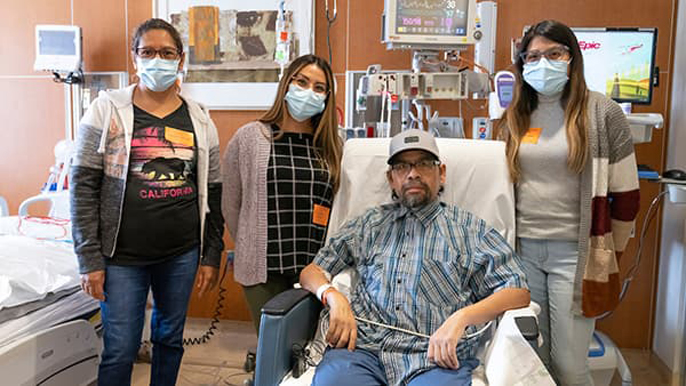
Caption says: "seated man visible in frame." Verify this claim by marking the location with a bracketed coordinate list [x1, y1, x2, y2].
[300, 129, 530, 386]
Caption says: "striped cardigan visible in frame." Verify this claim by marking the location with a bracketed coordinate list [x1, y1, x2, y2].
[573, 92, 640, 317]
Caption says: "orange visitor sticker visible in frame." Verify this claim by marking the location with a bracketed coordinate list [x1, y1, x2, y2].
[165, 127, 194, 147]
[522, 127, 542, 144]
[312, 204, 331, 226]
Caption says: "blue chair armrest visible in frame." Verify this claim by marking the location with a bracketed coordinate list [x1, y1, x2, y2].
[254, 289, 322, 386]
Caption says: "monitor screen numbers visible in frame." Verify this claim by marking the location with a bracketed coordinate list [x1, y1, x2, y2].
[395, 0, 470, 37]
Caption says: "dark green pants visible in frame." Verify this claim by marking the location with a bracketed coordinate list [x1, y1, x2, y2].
[242, 271, 300, 334]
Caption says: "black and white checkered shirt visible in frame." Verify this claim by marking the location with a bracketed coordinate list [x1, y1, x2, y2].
[266, 125, 334, 274]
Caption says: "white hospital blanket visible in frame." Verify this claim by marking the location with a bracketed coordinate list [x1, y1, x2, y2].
[0, 215, 72, 241]
[0, 235, 79, 310]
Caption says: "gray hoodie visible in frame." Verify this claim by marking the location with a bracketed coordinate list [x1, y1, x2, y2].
[70, 85, 224, 273]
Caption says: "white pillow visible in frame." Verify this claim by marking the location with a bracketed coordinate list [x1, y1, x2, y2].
[327, 138, 515, 246]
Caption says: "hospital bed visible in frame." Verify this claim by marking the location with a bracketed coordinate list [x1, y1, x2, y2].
[253, 138, 555, 385]
[0, 199, 100, 385]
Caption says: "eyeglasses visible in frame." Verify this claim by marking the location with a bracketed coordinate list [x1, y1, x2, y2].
[292, 75, 328, 95]
[390, 159, 440, 176]
[135, 47, 181, 60]
[519, 45, 570, 64]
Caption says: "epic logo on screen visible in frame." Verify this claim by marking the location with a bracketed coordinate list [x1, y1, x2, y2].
[579, 41, 601, 50]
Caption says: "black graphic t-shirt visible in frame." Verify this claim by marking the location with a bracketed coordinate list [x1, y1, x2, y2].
[111, 101, 200, 265]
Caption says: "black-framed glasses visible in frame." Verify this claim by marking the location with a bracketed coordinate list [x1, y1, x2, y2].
[390, 159, 440, 176]
[135, 47, 181, 60]
[519, 45, 570, 64]
[292, 74, 329, 95]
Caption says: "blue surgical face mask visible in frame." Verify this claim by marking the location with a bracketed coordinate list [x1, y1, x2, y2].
[284, 84, 326, 122]
[136, 57, 180, 92]
[522, 57, 570, 96]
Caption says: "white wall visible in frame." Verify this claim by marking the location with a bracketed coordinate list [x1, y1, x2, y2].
[653, 0, 686, 375]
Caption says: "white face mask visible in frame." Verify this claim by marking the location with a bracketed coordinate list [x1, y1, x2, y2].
[284, 84, 326, 122]
[522, 57, 570, 96]
[136, 57, 180, 92]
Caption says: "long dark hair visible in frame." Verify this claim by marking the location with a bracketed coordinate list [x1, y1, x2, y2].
[260, 54, 342, 192]
[498, 20, 589, 182]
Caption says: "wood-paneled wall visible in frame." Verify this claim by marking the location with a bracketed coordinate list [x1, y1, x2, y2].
[0, 0, 678, 347]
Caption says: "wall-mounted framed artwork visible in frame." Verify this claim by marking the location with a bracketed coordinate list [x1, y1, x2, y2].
[154, 0, 314, 110]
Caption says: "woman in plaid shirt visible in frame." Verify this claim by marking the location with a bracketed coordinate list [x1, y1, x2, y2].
[222, 55, 343, 334]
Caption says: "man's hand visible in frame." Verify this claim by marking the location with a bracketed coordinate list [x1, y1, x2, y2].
[195, 265, 219, 297]
[325, 290, 357, 351]
[80, 270, 105, 301]
[428, 312, 468, 369]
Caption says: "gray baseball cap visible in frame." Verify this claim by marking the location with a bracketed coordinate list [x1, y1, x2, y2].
[388, 129, 440, 164]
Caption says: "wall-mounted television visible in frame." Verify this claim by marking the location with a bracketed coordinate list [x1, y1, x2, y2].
[572, 28, 657, 104]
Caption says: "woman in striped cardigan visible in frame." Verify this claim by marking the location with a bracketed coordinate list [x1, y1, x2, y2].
[498, 20, 640, 385]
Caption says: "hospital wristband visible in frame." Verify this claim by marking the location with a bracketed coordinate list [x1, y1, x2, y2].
[321, 288, 337, 307]
[316, 283, 334, 302]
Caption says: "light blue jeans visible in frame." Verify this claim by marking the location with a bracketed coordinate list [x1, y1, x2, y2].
[313, 348, 479, 386]
[517, 238, 595, 386]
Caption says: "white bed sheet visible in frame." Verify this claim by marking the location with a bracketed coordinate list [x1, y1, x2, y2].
[0, 216, 79, 310]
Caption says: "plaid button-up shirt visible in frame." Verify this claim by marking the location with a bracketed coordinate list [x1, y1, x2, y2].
[314, 200, 527, 385]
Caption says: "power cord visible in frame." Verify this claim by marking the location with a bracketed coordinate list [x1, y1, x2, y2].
[138, 259, 230, 360]
[354, 316, 492, 340]
[182, 259, 230, 345]
[291, 340, 327, 378]
[289, 312, 492, 378]
[221, 371, 253, 386]
[324, 0, 337, 64]
[598, 187, 669, 319]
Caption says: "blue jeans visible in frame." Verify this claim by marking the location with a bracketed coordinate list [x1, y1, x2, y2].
[98, 247, 199, 386]
[518, 238, 595, 386]
[312, 348, 478, 386]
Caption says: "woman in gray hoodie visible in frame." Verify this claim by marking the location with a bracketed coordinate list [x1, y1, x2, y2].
[70, 18, 224, 386]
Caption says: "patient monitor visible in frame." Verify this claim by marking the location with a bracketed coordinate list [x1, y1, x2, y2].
[345, 0, 494, 138]
[382, 0, 482, 50]
[34, 25, 82, 73]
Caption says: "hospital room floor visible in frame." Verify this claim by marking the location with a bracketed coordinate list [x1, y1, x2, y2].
[132, 318, 257, 386]
[130, 318, 670, 386]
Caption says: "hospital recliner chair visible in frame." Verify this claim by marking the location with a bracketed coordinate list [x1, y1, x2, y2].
[254, 138, 554, 386]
